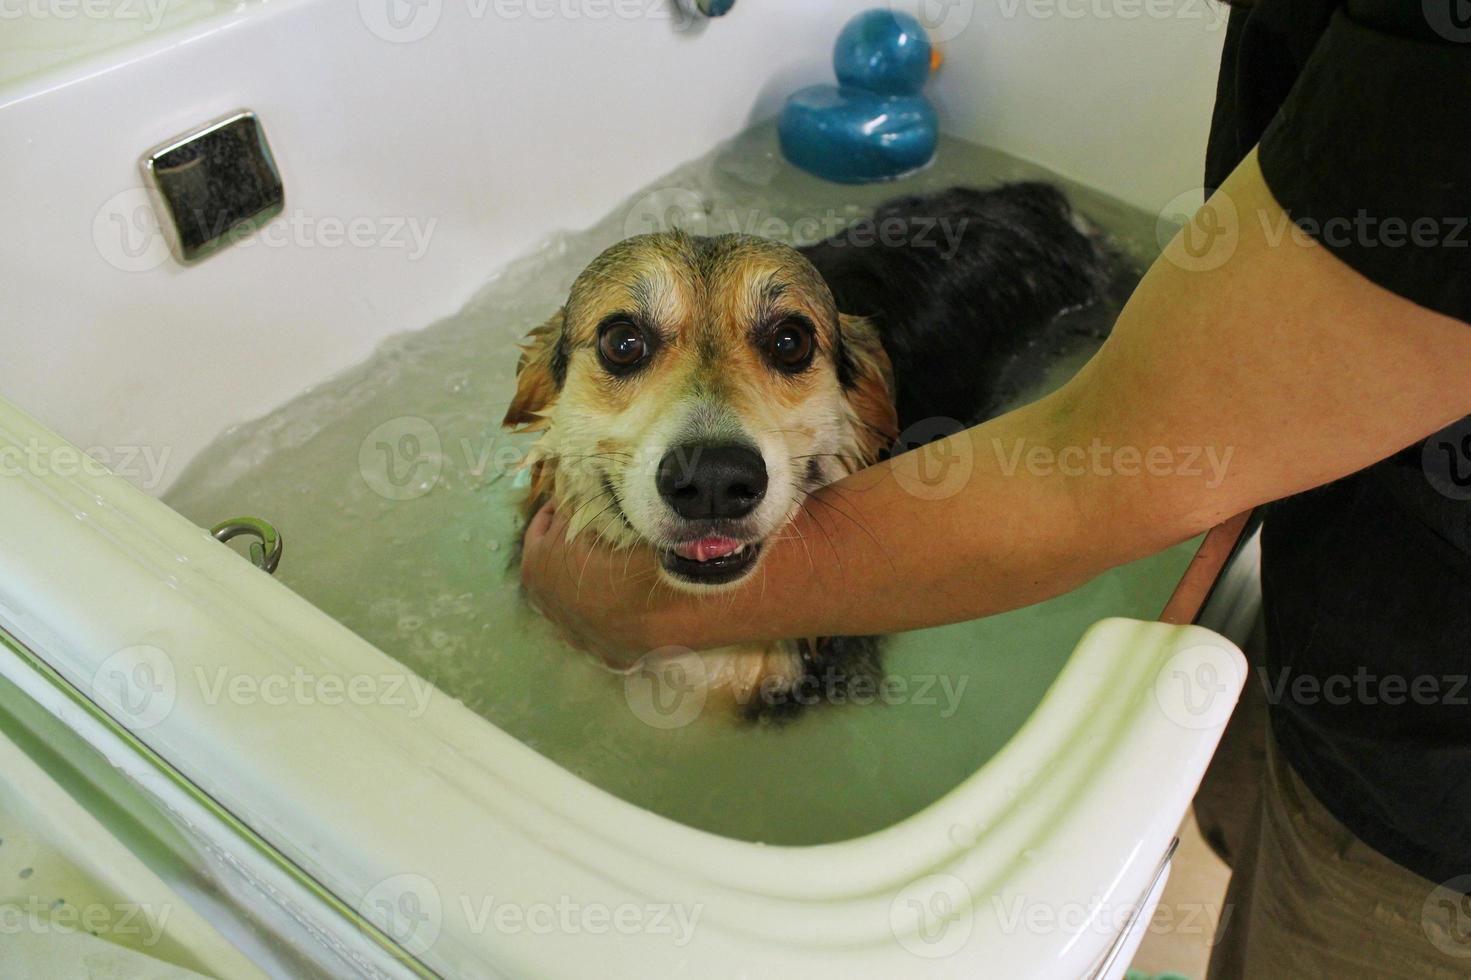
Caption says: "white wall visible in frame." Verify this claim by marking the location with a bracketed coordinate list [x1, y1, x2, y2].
[928, 0, 1227, 211]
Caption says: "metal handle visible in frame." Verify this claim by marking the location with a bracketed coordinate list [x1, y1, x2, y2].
[210, 517, 283, 575]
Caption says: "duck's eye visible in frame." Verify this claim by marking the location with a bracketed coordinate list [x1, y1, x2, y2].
[768, 319, 815, 373]
[598, 321, 648, 371]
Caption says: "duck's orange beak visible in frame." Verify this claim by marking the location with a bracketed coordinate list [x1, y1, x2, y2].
[930, 44, 944, 74]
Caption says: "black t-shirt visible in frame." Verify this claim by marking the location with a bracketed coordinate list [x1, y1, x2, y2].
[1206, 0, 1471, 886]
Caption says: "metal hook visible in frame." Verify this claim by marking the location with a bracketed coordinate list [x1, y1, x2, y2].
[210, 517, 283, 575]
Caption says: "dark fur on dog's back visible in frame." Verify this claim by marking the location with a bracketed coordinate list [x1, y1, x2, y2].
[762, 183, 1111, 722]
[800, 183, 1112, 430]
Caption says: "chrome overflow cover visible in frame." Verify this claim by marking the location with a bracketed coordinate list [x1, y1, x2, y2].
[210, 517, 283, 575]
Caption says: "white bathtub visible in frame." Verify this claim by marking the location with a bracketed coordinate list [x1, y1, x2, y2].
[0, 2, 1241, 977]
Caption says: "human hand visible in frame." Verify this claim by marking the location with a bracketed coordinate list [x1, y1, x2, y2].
[518, 502, 712, 664]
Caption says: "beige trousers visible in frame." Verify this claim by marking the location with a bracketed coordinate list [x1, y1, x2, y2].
[1204, 735, 1471, 978]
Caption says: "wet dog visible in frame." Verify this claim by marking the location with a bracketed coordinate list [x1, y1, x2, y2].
[504, 183, 1112, 718]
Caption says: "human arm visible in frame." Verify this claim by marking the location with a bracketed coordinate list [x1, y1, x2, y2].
[522, 151, 1471, 655]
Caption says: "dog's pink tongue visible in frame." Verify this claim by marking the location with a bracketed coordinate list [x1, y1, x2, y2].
[674, 536, 743, 562]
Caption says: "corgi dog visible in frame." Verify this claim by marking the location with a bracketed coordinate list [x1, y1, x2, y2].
[504, 184, 1112, 718]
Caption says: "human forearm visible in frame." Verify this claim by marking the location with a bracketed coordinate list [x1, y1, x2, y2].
[523, 150, 1471, 654]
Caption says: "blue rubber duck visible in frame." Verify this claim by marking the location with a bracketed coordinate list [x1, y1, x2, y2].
[779, 9, 941, 184]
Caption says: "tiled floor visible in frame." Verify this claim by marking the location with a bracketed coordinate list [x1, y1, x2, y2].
[1127, 814, 1232, 979]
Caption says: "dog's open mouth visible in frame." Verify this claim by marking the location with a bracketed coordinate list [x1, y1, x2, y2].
[660, 535, 763, 586]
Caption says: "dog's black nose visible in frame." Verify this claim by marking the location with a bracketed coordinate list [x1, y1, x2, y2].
[657, 444, 768, 520]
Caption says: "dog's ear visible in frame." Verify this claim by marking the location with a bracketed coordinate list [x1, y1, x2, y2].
[837, 314, 899, 466]
[502, 311, 566, 431]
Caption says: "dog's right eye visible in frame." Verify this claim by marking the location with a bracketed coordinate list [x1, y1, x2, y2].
[597, 321, 648, 372]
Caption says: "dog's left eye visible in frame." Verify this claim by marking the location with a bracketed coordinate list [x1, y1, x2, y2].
[767, 319, 815, 373]
[598, 320, 648, 371]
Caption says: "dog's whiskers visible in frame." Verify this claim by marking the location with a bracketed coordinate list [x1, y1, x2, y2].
[808, 486, 896, 573]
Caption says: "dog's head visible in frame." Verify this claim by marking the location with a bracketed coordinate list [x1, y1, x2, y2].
[503, 232, 898, 591]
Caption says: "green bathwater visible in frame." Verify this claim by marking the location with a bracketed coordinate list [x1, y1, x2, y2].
[165, 122, 1196, 846]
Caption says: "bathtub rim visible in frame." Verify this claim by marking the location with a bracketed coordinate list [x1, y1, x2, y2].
[0, 391, 1244, 976]
[0, 623, 435, 979]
